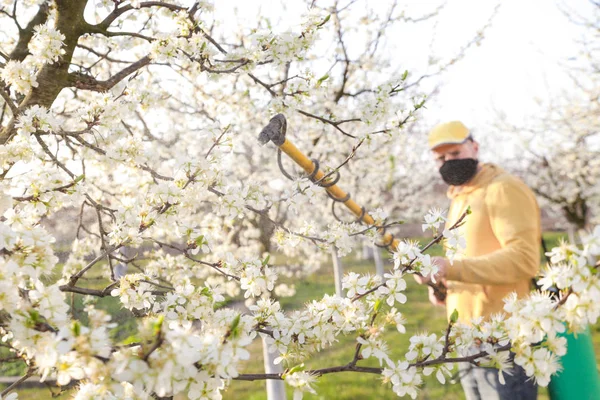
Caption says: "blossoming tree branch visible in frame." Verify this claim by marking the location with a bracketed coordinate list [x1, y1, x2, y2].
[0, 0, 598, 399]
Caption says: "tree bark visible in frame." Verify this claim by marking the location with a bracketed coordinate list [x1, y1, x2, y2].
[9, 2, 50, 61]
[0, 0, 89, 144]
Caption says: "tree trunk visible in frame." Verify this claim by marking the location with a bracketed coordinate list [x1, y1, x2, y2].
[373, 244, 384, 277]
[1, 0, 89, 144]
[262, 336, 286, 400]
[331, 247, 344, 297]
[361, 242, 373, 260]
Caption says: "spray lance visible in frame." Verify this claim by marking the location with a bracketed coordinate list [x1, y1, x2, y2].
[257, 113, 448, 302]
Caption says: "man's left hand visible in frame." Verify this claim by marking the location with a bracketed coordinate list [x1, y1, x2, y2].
[431, 256, 450, 281]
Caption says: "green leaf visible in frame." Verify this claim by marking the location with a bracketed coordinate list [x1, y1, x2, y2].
[121, 334, 141, 346]
[153, 315, 164, 335]
[74, 174, 85, 183]
[26, 309, 40, 328]
[317, 74, 329, 84]
[262, 254, 270, 266]
[286, 363, 305, 376]
[414, 99, 426, 109]
[229, 314, 241, 339]
[72, 321, 81, 337]
[373, 298, 383, 313]
[450, 309, 459, 323]
[401, 70, 408, 80]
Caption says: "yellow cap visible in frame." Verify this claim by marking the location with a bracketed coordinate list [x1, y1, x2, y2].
[428, 121, 471, 150]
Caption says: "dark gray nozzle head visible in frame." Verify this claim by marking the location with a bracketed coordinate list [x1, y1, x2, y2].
[258, 114, 287, 146]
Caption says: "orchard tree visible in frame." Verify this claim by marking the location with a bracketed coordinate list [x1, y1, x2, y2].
[498, 0, 599, 235]
[504, 93, 599, 232]
[0, 1, 599, 400]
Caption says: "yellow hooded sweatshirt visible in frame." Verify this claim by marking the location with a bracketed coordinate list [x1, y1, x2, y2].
[443, 163, 541, 324]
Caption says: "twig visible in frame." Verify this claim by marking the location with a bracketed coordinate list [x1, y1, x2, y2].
[235, 341, 512, 382]
[12, 180, 79, 201]
[350, 311, 379, 367]
[0, 87, 18, 116]
[143, 330, 163, 362]
[296, 109, 358, 138]
[185, 253, 240, 281]
[140, 279, 174, 291]
[69, 56, 151, 92]
[248, 73, 277, 97]
[93, 1, 186, 31]
[0, 368, 34, 396]
[205, 125, 230, 159]
[441, 319, 455, 359]
[59, 282, 119, 297]
[68, 245, 121, 286]
[313, 138, 365, 185]
[348, 221, 404, 237]
[553, 288, 573, 310]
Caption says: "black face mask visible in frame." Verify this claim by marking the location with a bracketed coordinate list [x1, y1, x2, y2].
[439, 158, 479, 186]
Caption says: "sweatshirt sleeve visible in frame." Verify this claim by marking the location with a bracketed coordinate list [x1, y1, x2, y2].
[444, 179, 541, 285]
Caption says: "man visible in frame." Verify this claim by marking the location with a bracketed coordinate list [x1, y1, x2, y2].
[417, 121, 541, 400]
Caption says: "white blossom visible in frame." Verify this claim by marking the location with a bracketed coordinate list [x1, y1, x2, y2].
[284, 370, 318, 400]
[382, 360, 422, 399]
[421, 208, 446, 233]
[29, 23, 66, 65]
[442, 228, 467, 264]
[378, 270, 407, 306]
[15, 105, 59, 136]
[0, 60, 38, 94]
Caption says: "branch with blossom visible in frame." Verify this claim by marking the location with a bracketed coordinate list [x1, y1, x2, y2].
[0, 1, 554, 399]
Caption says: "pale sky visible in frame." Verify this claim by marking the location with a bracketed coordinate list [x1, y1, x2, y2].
[429, 0, 590, 125]
[215, 0, 592, 132]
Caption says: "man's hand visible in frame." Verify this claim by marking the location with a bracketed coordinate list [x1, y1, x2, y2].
[428, 286, 446, 307]
[432, 256, 450, 281]
[413, 256, 450, 307]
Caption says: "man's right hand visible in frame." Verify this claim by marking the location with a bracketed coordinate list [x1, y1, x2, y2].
[413, 272, 447, 306]
[428, 286, 446, 307]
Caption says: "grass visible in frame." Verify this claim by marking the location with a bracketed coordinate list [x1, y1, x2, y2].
[3, 232, 600, 400]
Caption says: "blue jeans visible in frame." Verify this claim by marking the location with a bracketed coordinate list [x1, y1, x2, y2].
[458, 359, 538, 400]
